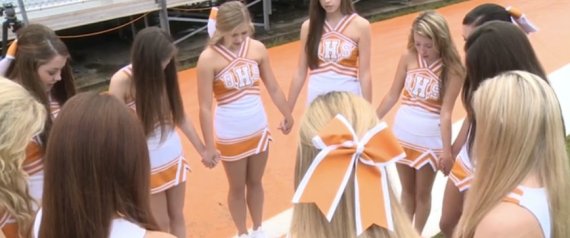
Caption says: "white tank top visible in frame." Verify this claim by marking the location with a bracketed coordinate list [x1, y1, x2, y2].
[33, 209, 147, 238]
[505, 186, 551, 238]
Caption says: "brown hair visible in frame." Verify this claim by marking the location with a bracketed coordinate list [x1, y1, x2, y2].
[131, 27, 184, 139]
[40, 92, 158, 238]
[8, 23, 76, 145]
[306, 0, 355, 69]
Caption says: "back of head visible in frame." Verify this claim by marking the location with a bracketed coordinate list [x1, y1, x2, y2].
[290, 92, 417, 238]
[462, 21, 547, 151]
[457, 71, 570, 237]
[407, 10, 464, 99]
[41, 92, 157, 238]
[131, 27, 183, 139]
[0, 78, 45, 237]
[462, 3, 511, 26]
[209, 1, 253, 46]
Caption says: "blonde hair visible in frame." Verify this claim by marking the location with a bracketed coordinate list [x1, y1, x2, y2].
[407, 10, 465, 100]
[208, 1, 254, 46]
[289, 92, 418, 238]
[0, 78, 46, 237]
[455, 71, 570, 237]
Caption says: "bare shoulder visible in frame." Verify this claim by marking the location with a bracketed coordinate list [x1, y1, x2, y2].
[249, 39, 268, 52]
[301, 19, 310, 30]
[144, 231, 176, 238]
[352, 15, 370, 29]
[401, 49, 416, 63]
[198, 46, 217, 62]
[474, 202, 542, 238]
[110, 68, 130, 84]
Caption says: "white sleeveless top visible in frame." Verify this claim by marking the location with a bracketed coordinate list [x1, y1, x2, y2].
[33, 209, 147, 238]
[505, 186, 551, 238]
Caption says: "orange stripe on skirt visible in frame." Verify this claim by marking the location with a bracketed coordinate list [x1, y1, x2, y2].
[216, 129, 271, 161]
[150, 156, 189, 194]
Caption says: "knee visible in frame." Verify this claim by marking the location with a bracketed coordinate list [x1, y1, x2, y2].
[415, 193, 432, 207]
[228, 185, 246, 198]
[156, 216, 170, 231]
[246, 178, 263, 190]
[439, 217, 455, 236]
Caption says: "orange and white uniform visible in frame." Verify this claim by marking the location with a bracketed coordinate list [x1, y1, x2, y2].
[307, 13, 361, 104]
[211, 38, 271, 161]
[33, 209, 147, 238]
[25, 98, 61, 203]
[504, 186, 551, 238]
[449, 145, 473, 192]
[0, 212, 18, 238]
[392, 54, 444, 171]
[120, 65, 190, 194]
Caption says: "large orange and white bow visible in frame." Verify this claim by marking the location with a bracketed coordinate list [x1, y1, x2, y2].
[292, 114, 405, 236]
[506, 6, 538, 34]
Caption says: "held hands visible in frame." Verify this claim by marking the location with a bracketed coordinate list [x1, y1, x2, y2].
[278, 115, 294, 135]
[438, 151, 454, 176]
[200, 148, 220, 169]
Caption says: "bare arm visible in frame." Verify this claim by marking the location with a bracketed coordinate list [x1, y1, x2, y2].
[452, 117, 470, 158]
[474, 203, 543, 238]
[177, 116, 205, 156]
[357, 19, 372, 102]
[439, 71, 464, 175]
[108, 70, 131, 103]
[197, 50, 218, 167]
[376, 52, 409, 119]
[287, 21, 310, 111]
[258, 42, 294, 134]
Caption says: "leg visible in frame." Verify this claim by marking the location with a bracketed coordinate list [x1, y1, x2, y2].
[396, 163, 416, 221]
[150, 191, 170, 232]
[166, 182, 187, 238]
[222, 158, 249, 236]
[439, 180, 464, 238]
[413, 165, 437, 234]
[246, 150, 269, 230]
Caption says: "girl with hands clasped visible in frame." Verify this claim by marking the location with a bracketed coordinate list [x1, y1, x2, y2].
[109, 27, 205, 238]
[197, 1, 293, 237]
[375, 11, 464, 234]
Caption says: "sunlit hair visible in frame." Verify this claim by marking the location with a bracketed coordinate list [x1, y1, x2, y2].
[0, 78, 46, 238]
[407, 10, 465, 100]
[209, 1, 254, 46]
[130, 27, 185, 140]
[40, 92, 159, 237]
[289, 92, 418, 238]
[455, 71, 570, 237]
[462, 21, 547, 152]
[462, 3, 511, 27]
[305, 0, 355, 69]
[7, 23, 76, 145]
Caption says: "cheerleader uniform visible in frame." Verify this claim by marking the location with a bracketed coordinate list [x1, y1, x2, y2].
[449, 145, 474, 192]
[121, 65, 190, 194]
[25, 98, 60, 203]
[393, 54, 444, 171]
[307, 13, 361, 104]
[211, 37, 271, 161]
[504, 186, 551, 238]
[33, 209, 147, 238]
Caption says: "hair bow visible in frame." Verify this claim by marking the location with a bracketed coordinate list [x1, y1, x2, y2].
[292, 114, 406, 235]
[506, 6, 538, 34]
[207, 7, 218, 38]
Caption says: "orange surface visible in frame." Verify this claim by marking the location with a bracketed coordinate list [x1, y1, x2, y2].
[176, 0, 570, 237]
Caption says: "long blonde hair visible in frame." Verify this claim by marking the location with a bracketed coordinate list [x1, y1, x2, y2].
[289, 92, 418, 238]
[0, 78, 46, 237]
[407, 10, 465, 100]
[208, 1, 254, 46]
[455, 71, 570, 237]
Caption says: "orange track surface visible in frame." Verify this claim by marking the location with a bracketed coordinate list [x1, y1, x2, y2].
[176, 0, 570, 237]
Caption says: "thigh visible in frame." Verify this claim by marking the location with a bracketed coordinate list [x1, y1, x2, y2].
[222, 158, 248, 189]
[246, 150, 269, 184]
[396, 164, 416, 193]
[166, 182, 187, 216]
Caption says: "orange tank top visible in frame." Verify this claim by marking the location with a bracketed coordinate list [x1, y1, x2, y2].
[401, 54, 443, 114]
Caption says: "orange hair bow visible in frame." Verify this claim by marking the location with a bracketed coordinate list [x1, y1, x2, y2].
[506, 6, 538, 34]
[292, 114, 405, 235]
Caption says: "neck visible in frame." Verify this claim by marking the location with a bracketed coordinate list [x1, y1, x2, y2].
[520, 171, 542, 188]
[325, 11, 344, 25]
